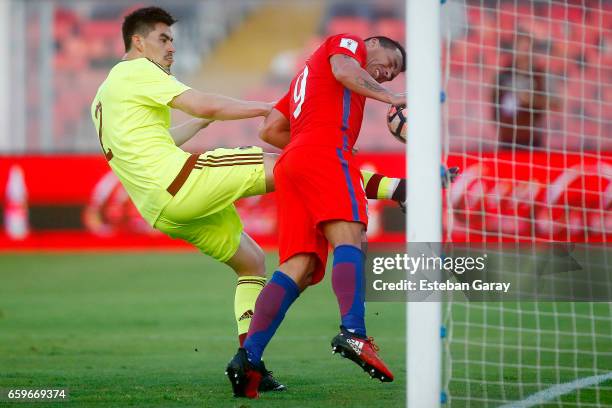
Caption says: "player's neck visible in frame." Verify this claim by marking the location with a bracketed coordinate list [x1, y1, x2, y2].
[123, 50, 143, 61]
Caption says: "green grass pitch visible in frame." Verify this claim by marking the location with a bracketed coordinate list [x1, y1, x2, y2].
[445, 302, 612, 407]
[1, 253, 610, 407]
[0, 253, 405, 407]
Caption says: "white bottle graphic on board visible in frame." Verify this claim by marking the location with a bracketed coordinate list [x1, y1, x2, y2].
[4, 164, 29, 240]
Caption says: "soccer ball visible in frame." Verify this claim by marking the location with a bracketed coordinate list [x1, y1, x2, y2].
[387, 105, 407, 143]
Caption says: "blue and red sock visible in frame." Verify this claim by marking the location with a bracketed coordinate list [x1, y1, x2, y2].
[331, 244, 366, 337]
[243, 271, 300, 364]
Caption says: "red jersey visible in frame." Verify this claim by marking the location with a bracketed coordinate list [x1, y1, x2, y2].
[277, 34, 367, 152]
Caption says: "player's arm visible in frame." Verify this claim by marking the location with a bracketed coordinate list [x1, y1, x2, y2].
[330, 54, 404, 106]
[259, 109, 290, 149]
[169, 118, 214, 146]
[169, 89, 273, 120]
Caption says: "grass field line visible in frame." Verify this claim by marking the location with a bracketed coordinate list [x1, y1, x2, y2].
[498, 372, 612, 408]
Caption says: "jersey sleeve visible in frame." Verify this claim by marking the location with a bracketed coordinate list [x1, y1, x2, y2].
[274, 91, 290, 119]
[135, 62, 192, 107]
[326, 34, 367, 67]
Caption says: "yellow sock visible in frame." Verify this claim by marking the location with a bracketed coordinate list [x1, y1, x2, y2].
[361, 170, 403, 200]
[235, 276, 266, 346]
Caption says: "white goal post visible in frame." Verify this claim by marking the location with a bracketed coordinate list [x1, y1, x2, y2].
[406, 1, 443, 407]
[405, 1, 611, 407]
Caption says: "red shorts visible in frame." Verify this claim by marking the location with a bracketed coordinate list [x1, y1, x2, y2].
[274, 145, 368, 285]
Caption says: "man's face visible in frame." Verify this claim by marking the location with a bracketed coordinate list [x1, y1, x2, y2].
[365, 41, 403, 83]
[136, 22, 175, 69]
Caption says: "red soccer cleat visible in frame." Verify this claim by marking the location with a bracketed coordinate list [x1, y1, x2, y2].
[331, 326, 394, 382]
[226, 348, 263, 398]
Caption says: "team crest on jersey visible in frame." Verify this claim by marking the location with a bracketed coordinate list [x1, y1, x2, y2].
[340, 38, 358, 54]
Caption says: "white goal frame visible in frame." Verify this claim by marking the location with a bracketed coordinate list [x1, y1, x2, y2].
[406, 1, 442, 407]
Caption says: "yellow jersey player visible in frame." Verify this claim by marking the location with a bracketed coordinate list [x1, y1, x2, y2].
[90, 6, 284, 392]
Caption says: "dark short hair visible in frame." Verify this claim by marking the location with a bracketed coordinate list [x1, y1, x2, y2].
[365, 36, 406, 72]
[122, 7, 176, 52]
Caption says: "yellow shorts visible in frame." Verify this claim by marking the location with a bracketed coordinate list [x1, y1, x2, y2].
[155, 146, 267, 262]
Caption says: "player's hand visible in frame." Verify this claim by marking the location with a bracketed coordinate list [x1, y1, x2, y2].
[441, 165, 460, 188]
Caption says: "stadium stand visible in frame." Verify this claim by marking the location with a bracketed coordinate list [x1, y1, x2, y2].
[33, 0, 610, 152]
[238, 0, 610, 152]
[416, 1, 606, 151]
[44, 1, 255, 151]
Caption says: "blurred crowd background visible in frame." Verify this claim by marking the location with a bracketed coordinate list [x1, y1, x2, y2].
[1, 0, 609, 154]
[0, 0, 610, 246]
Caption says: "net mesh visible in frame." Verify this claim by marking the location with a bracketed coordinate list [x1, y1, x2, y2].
[441, 1, 612, 406]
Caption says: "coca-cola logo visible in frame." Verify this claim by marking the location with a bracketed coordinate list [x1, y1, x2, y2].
[448, 161, 612, 241]
[82, 171, 157, 236]
[536, 163, 612, 240]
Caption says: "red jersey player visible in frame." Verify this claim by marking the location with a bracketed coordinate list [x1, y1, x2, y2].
[227, 34, 406, 398]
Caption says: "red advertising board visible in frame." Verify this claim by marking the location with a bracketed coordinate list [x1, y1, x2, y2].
[0, 152, 609, 250]
[445, 152, 612, 242]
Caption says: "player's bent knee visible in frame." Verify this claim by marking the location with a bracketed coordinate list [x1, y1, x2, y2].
[278, 253, 317, 291]
[321, 220, 364, 248]
[301, 271, 314, 287]
[226, 234, 267, 278]
[249, 245, 266, 276]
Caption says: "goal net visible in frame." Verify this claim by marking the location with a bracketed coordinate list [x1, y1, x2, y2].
[440, 1, 612, 406]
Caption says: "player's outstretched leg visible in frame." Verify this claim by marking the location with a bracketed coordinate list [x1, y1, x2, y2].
[361, 170, 405, 203]
[324, 222, 394, 382]
[227, 268, 302, 398]
[225, 233, 286, 393]
[361, 167, 461, 213]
